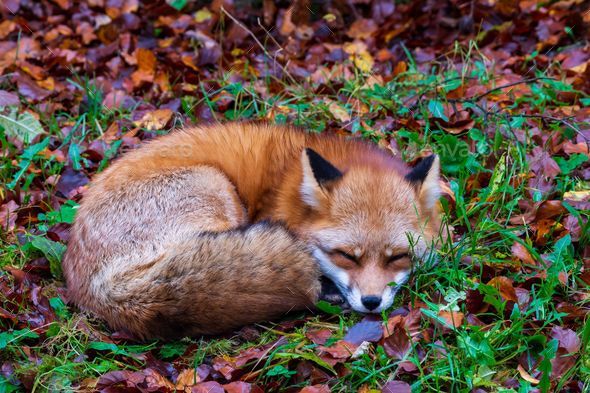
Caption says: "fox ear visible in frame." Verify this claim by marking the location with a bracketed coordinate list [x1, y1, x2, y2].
[405, 155, 440, 210]
[300, 148, 343, 207]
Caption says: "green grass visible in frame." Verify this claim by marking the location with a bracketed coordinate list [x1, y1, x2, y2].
[1, 41, 589, 393]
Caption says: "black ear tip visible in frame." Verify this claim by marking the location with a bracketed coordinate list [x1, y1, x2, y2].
[405, 155, 437, 183]
[305, 147, 343, 184]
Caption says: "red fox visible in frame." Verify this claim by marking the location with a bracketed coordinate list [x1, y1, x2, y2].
[63, 123, 441, 339]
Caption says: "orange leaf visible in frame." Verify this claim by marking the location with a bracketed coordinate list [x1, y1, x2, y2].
[175, 368, 200, 388]
[511, 242, 535, 265]
[437, 310, 464, 328]
[487, 276, 518, 302]
[133, 109, 173, 130]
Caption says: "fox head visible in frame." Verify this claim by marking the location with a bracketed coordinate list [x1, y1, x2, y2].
[295, 147, 441, 313]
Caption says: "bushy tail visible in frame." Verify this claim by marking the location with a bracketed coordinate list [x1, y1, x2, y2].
[89, 223, 321, 339]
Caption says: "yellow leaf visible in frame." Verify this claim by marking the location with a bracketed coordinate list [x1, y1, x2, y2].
[195, 7, 212, 23]
[343, 41, 374, 72]
[323, 13, 336, 23]
[569, 61, 588, 74]
[328, 101, 351, 122]
[134, 109, 173, 130]
[563, 190, 590, 201]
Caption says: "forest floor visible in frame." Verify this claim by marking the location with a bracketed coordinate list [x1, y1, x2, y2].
[0, 0, 589, 392]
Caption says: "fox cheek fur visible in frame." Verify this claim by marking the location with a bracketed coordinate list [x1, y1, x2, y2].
[62, 123, 442, 339]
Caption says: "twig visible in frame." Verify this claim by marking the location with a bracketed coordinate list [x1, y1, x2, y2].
[221, 7, 298, 86]
[469, 76, 556, 102]
[257, 17, 283, 54]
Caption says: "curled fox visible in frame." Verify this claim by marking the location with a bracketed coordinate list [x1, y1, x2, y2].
[63, 123, 442, 339]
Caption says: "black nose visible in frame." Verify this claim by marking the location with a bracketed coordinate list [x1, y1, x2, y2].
[361, 296, 381, 311]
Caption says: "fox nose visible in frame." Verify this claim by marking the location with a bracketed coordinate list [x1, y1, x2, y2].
[361, 296, 381, 311]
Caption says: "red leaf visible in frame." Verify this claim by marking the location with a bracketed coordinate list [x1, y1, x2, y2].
[224, 381, 263, 393]
[381, 380, 411, 393]
[191, 381, 225, 393]
[305, 329, 332, 345]
[550, 348, 577, 380]
[550, 326, 581, 353]
[382, 326, 411, 359]
[300, 385, 331, 393]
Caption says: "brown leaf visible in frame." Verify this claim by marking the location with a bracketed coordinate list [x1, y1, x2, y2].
[511, 242, 535, 265]
[550, 348, 577, 379]
[437, 111, 475, 134]
[97, 368, 174, 391]
[528, 147, 561, 179]
[536, 200, 567, 220]
[316, 340, 357, 366]
[347, 18, 378, 39]
[327, 100, 351, 122]
[305, 329, 332, 345]
[191, 381, 225, 393]
[436, 310, 464, 328]
[0, 20, 16, 39]
[300, 385, 331, 393]
[381, 380, 411, 393]
[382, 326, 411, 359]
[15, 74, 51, 101]
[0, 201, 19, 232]
[487, 276, 518, 302]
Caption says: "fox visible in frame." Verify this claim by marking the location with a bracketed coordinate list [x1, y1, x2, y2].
[62, 122, 442, 339]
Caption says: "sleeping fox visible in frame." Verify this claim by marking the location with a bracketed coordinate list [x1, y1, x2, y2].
[62, 123, 442, 339]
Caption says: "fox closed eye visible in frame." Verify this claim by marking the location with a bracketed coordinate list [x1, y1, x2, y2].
[387, 253, 409, 263]
[333, 249, 359, 263]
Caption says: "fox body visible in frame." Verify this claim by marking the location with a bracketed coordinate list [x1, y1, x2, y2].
[63, 123, 441, 339]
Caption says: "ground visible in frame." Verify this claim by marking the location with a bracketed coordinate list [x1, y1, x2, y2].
[0, 0, 589, 392]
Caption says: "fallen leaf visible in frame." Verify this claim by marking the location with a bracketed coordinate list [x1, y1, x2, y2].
[300, 385, 331, 393]
[0, 107, 45, 143]
[436, 310, 464, 328]
[327, 101, 351, 122]
[550, 326, 581, 353]
[511, 242, 535, 265]
[381, 380, 411, 393]
[191, 381, 225, 393]
[517, 364, 540, 384]
[0, 200, 19, 232]
[305, 329, 332, 345]
[343, 318, 383, 345]
[347, 18, 378, 39]
[133, 109, 174, 130]
[487, 276, 518, 302]
[0, 90, 19, 106]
